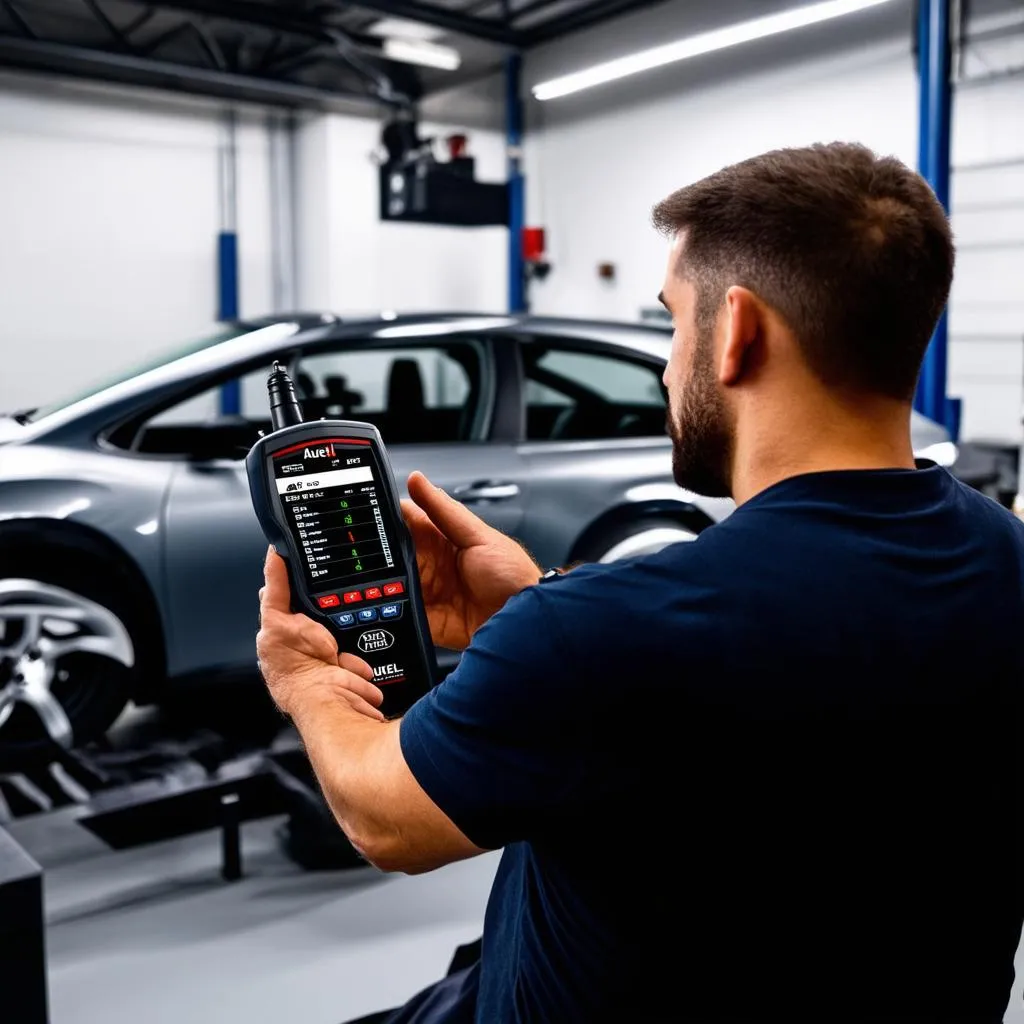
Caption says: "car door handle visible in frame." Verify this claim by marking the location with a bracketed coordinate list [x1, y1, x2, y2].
[451, 480, 521, 502]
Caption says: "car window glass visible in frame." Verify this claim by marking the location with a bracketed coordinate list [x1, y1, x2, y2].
[524, 347, 666, 442]
[126, 341, 483, 459]
[525, 380, 572, 407]
[127, 366, 276, 459]
[294, 343, 479, 446]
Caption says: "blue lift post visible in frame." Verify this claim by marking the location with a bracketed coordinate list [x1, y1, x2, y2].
[915, 0, 960, 440]
[507, 52, 526, 314]
[219, 109, 241, 415]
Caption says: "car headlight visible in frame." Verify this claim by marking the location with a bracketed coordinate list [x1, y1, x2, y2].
[916, 441, 958, 467]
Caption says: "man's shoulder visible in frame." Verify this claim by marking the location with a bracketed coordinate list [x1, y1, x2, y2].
[947, 475, 1024, 553]
[952, 474, 1021, 523]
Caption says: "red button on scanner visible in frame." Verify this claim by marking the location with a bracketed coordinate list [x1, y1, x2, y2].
[382, 582, 405, 597]
[342, 590, 363, 604]
[364, 587, 383, 600]
[317, 594, 341, 610]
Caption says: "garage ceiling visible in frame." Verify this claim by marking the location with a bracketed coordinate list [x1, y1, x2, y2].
[0, 0, 670, 109]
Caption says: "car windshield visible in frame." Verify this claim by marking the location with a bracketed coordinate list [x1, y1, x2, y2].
[22, 325, 253, 422]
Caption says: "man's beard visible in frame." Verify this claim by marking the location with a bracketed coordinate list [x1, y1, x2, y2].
[666, 332, 733, 498]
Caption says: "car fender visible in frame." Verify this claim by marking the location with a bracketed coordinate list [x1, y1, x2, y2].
[0, 445, 173, 678]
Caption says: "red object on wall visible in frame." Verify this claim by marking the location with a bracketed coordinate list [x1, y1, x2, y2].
[522, 227, 546, 262]
[447, 134, 468, 159]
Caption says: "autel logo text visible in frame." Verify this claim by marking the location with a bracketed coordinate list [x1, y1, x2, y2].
[303, 444, 336, 460]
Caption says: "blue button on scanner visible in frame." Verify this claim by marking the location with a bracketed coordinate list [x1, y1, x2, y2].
[357, 607, 378, 623]
[380, 602, 402, 620]
[331, 611, 357, 628]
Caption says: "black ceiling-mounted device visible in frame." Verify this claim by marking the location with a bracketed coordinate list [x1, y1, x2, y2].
[378, 115, 509, 228]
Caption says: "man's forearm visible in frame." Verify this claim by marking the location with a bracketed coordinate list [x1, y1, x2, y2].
[288, 691, 402, 867]
[288, 687, 484, 874]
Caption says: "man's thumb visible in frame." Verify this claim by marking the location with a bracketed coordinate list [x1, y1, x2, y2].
[406, 471, 489, 548]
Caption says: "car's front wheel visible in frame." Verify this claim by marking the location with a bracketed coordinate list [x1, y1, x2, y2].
[0, 563, 137, 771]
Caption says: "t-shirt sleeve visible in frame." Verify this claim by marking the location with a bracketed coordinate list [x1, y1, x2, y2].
[399, 584, 593, 851]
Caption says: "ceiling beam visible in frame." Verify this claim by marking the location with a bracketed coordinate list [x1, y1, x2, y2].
[116, 0, 364, 45]
[319, 0, 519, 45]
[88, 0, 423, 96]
[0, 0, 37, 39]
[0, 33, 401, 109]
[128, 0, 520, 47]
[507, 0, 564, 26]
[521, 0, 669, 45]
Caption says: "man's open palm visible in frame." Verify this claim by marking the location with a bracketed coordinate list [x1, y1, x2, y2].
[401, 471, 541, 651]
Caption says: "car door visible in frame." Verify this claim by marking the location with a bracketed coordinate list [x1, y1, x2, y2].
[158, 334, 527, 679]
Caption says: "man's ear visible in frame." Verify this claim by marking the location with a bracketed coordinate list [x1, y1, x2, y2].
[719, 286, 761, 387]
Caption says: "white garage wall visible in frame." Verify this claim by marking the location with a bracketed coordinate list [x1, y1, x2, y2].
[0, 77, 274, 414]
[522, 0, 1024, 442]
[0, 76, 509, 419]
[295, 110, 508, 316]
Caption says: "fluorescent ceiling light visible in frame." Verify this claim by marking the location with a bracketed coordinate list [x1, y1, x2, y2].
[368, 17, 444, 42]
[382, 37, 461, 71]
[532, 0, 896, 100]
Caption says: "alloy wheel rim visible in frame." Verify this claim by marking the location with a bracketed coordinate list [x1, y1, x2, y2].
[0, 579, 134, 749]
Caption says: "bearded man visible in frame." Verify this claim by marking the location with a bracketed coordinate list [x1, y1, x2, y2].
[257, 142, 1024, 1024]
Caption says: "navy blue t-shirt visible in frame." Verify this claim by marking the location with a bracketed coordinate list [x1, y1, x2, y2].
[400, 465, 1024, 1022]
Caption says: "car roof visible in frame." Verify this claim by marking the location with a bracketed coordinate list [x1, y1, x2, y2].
[22, 312, 672, 439]
[240, 311, 674, 359]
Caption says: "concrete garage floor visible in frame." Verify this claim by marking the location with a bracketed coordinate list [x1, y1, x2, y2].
[9, 805, 500, 1024]
[3, 701, 499, 1024]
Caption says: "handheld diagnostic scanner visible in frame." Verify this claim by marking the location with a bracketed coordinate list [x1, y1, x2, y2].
[246, 362, 438, 719]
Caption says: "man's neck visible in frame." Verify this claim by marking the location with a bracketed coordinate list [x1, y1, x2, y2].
[730, 397, 917, 506]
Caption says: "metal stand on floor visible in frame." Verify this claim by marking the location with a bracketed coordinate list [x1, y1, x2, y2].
[219, 792, 243, 881]
[77, 753, 288, 880]
[5, 723, 367, 878]
[67, 738, 365, 876]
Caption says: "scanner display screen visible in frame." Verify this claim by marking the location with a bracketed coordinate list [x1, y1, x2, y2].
[272, 439, 397, 590]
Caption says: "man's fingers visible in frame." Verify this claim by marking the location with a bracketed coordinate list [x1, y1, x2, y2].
[259, 607, 338, 670]
[338, 651, 375, 681]
[336, 655, 384, 707]
[407, 471, 489, 549]
[342, 692, 386, 721]
[336, 669, 385, 708]
[262, 548, 293, 614]
[401, 498, 445, 544]
[401, 496, 427, 526]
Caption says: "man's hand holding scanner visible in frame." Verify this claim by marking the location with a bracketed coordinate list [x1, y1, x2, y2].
[257, 549, 385, 721]
[400, 470, 541, 652]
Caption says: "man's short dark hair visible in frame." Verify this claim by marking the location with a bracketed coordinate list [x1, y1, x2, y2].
[652, 142, 954, 401]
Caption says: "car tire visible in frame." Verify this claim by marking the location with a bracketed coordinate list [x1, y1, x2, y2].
[577, 516, 702, 564]
[0, 549, 139, 771]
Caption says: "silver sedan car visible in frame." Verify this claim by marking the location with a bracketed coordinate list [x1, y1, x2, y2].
[0, 313, 958, 767]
